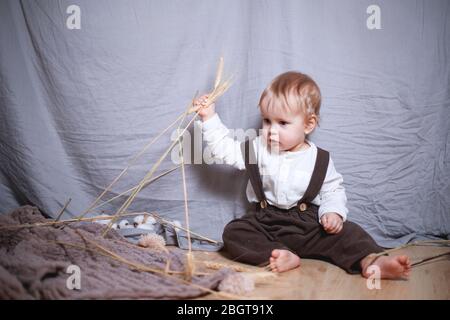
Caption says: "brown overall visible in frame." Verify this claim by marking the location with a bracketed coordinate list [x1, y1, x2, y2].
[222, 140, 383, 274]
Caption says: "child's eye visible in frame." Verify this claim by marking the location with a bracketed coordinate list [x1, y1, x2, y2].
[263, 119, 270, 124]
[279, 121, 289, 126]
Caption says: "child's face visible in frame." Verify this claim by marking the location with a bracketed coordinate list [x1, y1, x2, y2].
[260, 106, 311, 152]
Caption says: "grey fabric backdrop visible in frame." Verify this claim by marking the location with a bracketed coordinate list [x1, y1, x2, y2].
[0, 0, 449, 248]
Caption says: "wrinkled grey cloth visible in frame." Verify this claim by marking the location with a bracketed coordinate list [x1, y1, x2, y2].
[0, 0, 449, 249]
[0, 206, 231, 299]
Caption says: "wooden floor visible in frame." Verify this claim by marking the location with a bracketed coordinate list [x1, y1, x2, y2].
[193, 246, 450, 299]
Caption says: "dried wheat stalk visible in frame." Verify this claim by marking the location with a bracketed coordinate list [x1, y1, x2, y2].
[0, 210, 218, 248]
[77, 112, 186, 221]
[102, 58, 232, 237]
[188, 57, 232, 114]
[175, 104, 195, 280]
[101, 99, 199, 236]
[0, 212, 152, 230]
[90, 165, 180, 212]
[204, 261, 255, 273]
[214, 57, 224, 90]
[55, 198, 72, 221]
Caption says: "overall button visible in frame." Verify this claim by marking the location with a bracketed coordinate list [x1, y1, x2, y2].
[260, 200, 268, 209]
[298, 203, 308, 212]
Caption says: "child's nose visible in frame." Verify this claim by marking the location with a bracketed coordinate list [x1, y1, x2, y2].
[269, 126, 278, 135]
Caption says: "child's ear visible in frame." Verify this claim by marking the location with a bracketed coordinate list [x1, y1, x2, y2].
[304, 114, 318, 135]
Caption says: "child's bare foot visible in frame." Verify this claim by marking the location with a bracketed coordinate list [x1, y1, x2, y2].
[269, 249, 301, 273]
[361, 254, 411, 279]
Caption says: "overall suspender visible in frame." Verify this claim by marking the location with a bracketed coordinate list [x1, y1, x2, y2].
[241, 139, 268, 208]
[241, 138, 330, 211]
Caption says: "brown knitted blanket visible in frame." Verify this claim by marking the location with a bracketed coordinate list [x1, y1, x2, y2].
[0, 206, 230, 299]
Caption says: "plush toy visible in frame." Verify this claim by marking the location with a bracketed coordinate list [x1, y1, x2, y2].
[92, 214, 118, 229]
[138, 233, 166, 251]
[118, 220, 132, 229]
[133, 215, 157, 228]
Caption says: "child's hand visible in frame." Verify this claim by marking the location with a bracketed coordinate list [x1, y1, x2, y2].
[192, 94, 216, 121]
[321, 212, 343, 234]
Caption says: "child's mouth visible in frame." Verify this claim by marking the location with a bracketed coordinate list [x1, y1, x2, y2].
[269, 138, 279, 145]
[268, 139, 281, 150]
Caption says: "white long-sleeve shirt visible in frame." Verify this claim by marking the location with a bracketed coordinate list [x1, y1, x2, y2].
[196, 113, 349, 223]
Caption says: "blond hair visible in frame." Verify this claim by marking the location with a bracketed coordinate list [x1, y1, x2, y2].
[259, 71, 321, 123]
